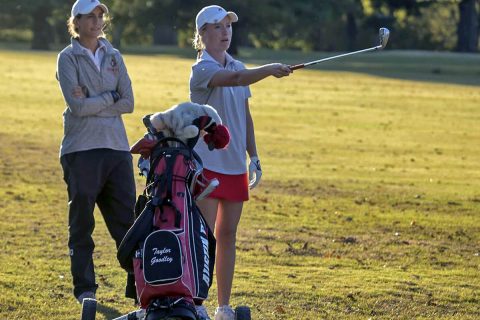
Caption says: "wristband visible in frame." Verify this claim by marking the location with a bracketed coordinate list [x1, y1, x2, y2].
[111, 91, 120, 103]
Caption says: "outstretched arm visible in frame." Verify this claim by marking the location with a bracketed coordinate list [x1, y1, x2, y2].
[209, 63, 292, 87]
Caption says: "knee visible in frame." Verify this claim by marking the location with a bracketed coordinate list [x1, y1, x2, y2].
[215, 225, 238, 243]
[68, 223, 95, 249]
[71, 187, 97, 205]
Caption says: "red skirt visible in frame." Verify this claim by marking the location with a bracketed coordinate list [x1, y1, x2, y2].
[202, 169, 249, 202]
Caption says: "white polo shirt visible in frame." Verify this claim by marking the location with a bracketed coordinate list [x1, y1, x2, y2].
[79, 41, 106, 71]
[190, 51, 252, 175]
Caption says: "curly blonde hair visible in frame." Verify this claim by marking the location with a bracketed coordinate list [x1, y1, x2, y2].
[192, 29, 205, 51]
[67, 15, 110, 38]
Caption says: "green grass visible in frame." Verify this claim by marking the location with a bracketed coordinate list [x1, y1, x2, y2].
[0, 44, 479, 319]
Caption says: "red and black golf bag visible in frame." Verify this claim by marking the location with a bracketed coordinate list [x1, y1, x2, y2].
[117, 113, 229, 320]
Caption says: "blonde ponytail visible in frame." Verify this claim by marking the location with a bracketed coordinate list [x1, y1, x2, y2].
[192, 29, 205, 58]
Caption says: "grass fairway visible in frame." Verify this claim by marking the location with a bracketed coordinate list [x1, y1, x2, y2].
[0, 46, 479, 319]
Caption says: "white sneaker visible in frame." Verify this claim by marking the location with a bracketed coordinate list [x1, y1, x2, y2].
[214, 305, 235, 320]
[196, 304, 211, 320]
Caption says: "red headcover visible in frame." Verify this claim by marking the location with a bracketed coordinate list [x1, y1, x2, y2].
[130, 137, 158, 158]
[204, 124, 230, 150]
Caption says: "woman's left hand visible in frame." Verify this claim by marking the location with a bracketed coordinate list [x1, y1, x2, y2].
[248, 156, 262, 189]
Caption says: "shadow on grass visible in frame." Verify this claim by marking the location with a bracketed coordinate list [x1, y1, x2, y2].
[96, 303, 124, 319]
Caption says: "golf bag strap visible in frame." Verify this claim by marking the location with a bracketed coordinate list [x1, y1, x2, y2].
[192, 149, 202, 167]
[146, 136, 190, 184]
[164, 152, 175, 201]
[150, 157, 181, 229]
[146, 155, 161, 187]
[162, 154, 182, 228]
[154, 137, 191, 152]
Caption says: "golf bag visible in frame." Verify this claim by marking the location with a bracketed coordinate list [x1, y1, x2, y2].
[118, 113, 228, 319]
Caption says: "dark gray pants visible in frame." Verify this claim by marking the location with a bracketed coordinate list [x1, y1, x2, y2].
[60, 149, 135, 299]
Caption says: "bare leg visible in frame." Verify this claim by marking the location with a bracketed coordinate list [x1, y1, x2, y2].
[215, 200, 243, 306]
[196, 197, 219, 231]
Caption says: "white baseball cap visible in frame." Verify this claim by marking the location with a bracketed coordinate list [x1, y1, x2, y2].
[71, 0, 109, 17]
[195, 5, 238, 31]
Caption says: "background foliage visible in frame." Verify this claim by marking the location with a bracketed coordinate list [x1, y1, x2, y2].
[1, 0, 479, 52]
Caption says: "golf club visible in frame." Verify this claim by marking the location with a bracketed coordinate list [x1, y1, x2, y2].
[289, 27, 390, 70]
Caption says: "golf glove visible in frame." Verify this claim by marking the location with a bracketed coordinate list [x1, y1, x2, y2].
[248, 156, 262, 189]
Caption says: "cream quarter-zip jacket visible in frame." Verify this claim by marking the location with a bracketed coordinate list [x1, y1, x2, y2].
[56, 38, 134, 157]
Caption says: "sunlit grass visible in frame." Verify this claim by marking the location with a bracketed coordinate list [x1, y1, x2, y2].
[0, 46, 479, 319]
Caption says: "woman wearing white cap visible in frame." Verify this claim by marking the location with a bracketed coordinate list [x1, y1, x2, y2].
[190, 5, 292, 320]
[56, 0, 135, 304]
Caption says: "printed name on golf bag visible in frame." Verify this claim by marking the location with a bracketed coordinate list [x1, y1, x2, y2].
[142, 230, 182, 284]
[117, 137, 215, 309]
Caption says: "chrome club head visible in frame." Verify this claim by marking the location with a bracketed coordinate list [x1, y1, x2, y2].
[289, 27, 392, 70]
[379, 27, 390, 49]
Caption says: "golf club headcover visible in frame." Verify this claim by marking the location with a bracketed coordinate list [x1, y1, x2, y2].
[192, 116, 230, 150]
[192, 115, 214, 131]
[189, 115, 213, 148]
[142, 114, 158, 134]
[204, 124, 230, 150]
[130, 136, 157, 158]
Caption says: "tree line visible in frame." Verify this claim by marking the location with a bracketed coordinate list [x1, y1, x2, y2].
[1, 0, 478, 53]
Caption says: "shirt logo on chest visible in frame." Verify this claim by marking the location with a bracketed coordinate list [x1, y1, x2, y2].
[107, 57, 119, 74]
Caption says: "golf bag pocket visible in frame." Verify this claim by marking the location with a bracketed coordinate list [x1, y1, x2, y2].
[143, 230, 183, 285]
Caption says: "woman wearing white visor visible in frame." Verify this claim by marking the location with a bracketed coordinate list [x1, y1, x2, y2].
[190, 5, 292, 320]
[56, 0, 135, 304]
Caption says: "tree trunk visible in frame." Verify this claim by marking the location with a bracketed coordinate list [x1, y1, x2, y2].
[31, 5, 52, 50]
[457, 0, 478, 52]
[112, 23, 125, 49]
[153, 25, 177, 45]
[346, 12, 357, 51]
